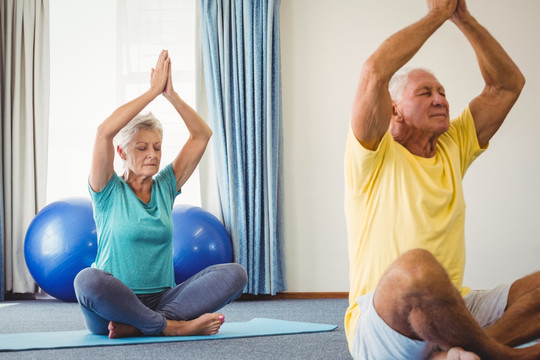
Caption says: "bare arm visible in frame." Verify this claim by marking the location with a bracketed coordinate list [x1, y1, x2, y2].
[352, 0, 457, 150]
[89, 50, 170, 192]
[451, 0, 525, 148]
[163, 60, 212, 192]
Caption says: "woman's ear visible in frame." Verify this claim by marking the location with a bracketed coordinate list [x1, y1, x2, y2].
[117, 145, 127, 160]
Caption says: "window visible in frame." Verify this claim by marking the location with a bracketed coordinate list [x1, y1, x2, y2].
[48, 0, 200, 206]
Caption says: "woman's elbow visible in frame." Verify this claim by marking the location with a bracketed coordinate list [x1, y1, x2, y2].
[203, 126, 213, 141]
[95, 123, 113, 143]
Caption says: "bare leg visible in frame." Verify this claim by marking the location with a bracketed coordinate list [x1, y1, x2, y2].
[108, 313, 225, 338]
[486, 271, 540, 346]
[374, 249, 540, 360]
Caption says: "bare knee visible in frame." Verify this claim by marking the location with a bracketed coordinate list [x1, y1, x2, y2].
[375, 248, 457, 313]
[508, 283, 540, 313]
[388, 249, 446, 287]
[397, 248, 438, 266]
[373, 249, 461, 338]
[508, 271, 540, 307]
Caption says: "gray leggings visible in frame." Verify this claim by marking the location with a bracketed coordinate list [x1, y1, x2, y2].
[74, 263, 247, 335]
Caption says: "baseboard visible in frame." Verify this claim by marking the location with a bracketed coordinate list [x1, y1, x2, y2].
[239, 292, 349, 301]
[2, 292, 348, 302]
[3, 292, 36, 301]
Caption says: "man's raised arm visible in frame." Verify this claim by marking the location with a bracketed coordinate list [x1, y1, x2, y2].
[451, 0, 525, 148]
[351, 0, 457, 150]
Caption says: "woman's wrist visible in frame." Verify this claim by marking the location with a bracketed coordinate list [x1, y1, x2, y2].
[163, 89, 180, 102]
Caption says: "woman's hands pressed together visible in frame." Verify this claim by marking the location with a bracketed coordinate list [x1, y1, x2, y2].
[150, 49, 171, 96]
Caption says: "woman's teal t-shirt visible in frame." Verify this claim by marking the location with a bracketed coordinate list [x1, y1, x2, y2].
[88, 164, 180, 294]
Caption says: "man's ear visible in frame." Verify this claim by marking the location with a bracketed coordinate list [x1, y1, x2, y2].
[392, 103, 403, 121]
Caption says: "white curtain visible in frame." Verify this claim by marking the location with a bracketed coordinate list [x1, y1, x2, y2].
[194, 0, 223, 222]
[1, 0, 50, 295]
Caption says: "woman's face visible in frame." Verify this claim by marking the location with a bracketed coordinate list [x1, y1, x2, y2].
[122, 128, 162, 178]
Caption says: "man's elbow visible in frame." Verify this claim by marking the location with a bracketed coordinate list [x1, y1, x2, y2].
[361, 58, 391, 85]
[494, 71, 526, 100]
[509, 69, 526, 95]
[516, 72, 526, 93]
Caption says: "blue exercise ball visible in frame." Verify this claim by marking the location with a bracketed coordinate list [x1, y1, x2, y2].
[24, 198, 97, 302]
[172, 205, 233, 284]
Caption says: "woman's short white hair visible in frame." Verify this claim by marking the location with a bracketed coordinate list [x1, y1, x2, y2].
[113, 112, 163, 152]
[388, 67, 435, 103]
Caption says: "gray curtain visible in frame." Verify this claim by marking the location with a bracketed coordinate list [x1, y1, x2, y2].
[1, 0, 50, 297]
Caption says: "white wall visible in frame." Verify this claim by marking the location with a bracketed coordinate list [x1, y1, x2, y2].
[281, 0, 540, 291]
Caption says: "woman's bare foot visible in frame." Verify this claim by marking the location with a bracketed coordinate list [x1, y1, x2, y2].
[162, 313, 225, 336]
[108, 321, 142, 339]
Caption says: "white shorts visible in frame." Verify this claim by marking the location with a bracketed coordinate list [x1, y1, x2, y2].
[351, 284, 511, 360]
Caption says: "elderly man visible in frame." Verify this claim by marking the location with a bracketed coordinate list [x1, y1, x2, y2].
[345, 0, 540, 359]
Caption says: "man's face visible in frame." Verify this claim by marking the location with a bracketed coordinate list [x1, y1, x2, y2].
[395, 70, 450, 136]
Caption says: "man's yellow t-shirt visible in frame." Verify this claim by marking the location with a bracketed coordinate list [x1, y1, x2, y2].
[343, 106, 485, 350]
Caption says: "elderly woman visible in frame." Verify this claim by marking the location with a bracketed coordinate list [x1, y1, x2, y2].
[74, 50, 247, 339]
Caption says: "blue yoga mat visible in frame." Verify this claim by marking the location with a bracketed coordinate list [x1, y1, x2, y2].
[0, 318, 337, 352]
